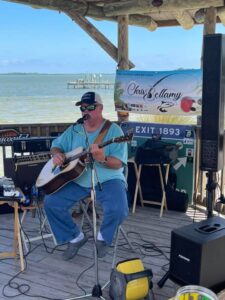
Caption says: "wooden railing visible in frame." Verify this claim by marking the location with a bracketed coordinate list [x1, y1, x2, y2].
[0, 122, 72, 137]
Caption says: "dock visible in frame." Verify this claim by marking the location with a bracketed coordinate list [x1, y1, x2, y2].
[67, 74, 114, 89]
[67, 80, 114, 89]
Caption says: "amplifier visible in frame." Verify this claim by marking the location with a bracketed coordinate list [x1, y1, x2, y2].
[13, 137, 55, 153]
[4, 157, 48, 190]
[14, 153, 50, 165]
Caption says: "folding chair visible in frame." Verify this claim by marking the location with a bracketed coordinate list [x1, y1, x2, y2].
[20, 199, 56, 253]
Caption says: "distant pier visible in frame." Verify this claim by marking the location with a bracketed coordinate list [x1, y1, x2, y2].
[67, 73, 114, 89]
[67, 80, 114, 89]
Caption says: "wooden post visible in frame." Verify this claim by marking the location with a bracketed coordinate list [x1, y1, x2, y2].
[117, 15, 130, 122]
[204, 7, 217, 35]
[201, 7, 217, 67]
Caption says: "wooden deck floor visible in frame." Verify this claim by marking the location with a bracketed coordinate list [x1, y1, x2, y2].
[0, 205, 221, 300]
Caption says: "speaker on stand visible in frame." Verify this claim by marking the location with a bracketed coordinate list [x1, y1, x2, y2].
[200, 33, 225, 218]
[158, 34, 225, 289]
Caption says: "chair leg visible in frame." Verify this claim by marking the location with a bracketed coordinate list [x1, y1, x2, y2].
[80, 199, 93, 230]
[14, 203, 25, 271]
[20, 207, 57, 253]
[111, 225, 134, 269]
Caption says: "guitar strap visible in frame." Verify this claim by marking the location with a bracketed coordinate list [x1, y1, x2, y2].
[94, 119, 112, 144]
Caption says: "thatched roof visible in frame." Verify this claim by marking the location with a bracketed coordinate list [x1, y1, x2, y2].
[3, 0, 225, 31]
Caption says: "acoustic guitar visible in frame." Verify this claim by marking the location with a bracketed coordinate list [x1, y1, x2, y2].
[36, 133, 133, 195]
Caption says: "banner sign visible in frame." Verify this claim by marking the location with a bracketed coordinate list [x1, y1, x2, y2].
[121, 122, 195, 142]
[114, 69, 202, 115]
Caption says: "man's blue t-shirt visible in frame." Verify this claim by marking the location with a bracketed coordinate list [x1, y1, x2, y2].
[51, 121, 127, 188]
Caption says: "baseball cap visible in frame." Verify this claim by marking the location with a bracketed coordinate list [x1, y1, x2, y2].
[76, 91, 103, 106]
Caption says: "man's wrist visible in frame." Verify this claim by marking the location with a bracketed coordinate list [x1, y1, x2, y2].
[99, 156, 108, 165]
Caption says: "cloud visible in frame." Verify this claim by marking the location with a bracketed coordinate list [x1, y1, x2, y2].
[0, 59, 25, 66]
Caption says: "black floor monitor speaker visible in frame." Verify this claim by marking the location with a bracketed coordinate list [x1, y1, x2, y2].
[201, 34, 225, 172]
[170, 216, 225, 291]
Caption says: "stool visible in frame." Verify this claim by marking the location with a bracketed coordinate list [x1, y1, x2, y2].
[20, 201, 56, 253]
[130, 158, 170, 217]
[0, 200, 24, 271]
[78, 197, 134, 261]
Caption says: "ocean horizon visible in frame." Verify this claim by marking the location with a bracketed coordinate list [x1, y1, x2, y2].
[0, 73, 122, 125]
[0, 73, 138, 176]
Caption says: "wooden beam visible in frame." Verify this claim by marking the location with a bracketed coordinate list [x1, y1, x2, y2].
[87, 4, 158, 31]
[217, 7, 225, 26]
[200, 7, 217, 68]
[204, 7, 217, 35]
[117, 15, 130, 122]
[173, 10, 194, 29]
[104, 0, 223, 16]
[2, 0, 87, 13]
[118, 15, 129, 70]
[129, 14, 157, 31]
[65, 11, 135, 69]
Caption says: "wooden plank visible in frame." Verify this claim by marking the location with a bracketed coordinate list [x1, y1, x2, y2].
[0, 206, 216, 300]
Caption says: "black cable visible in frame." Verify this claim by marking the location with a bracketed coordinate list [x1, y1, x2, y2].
[150, 288, 156, 300]
[125, 231, 170, 261]
[75, 259, 95, 295]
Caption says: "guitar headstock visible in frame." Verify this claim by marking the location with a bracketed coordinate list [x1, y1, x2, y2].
[100, 130, 134, 148]
[114, 131, 133, 144]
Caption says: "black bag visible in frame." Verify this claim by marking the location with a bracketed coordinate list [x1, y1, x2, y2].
[166, 187, 189, 212]
[135, 139, 178, 165]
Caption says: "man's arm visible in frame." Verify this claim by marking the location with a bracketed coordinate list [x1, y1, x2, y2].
[50, 147, 66, 166]
[99, 155, 123, 169]
[90, 144, 123, 169]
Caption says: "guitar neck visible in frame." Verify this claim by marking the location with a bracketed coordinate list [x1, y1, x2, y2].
[98, 138, 114, 149]
[66, 149, 88, 164]
[63, 133, 132, 164]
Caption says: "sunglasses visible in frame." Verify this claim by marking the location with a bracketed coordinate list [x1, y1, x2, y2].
[80, 104, 97, 112]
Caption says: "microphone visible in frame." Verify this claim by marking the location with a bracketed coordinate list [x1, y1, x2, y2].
[76, 114, 90, 124]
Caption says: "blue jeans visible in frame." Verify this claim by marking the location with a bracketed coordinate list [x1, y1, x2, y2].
[44, 179, 128, 245]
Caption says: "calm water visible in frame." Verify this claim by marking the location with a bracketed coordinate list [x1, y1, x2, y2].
[0, 73, 119, 124]
[0, 73, 119, 175]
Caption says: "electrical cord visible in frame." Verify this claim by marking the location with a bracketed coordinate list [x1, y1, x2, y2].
[124, 231, 170, 261]
[75, 258, 95, 295]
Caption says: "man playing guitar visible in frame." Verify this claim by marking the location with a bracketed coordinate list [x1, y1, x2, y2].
[44, 91, 128, 260]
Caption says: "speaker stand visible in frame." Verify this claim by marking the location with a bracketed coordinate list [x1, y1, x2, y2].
[157, 271, 170, 288]
[205, 171, 217, 219]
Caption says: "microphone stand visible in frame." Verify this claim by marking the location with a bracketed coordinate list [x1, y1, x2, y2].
[65, 118, 105, 300]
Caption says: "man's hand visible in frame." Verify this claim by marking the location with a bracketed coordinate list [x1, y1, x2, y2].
[52, 152, 66, 166]
[90, 144, 105, 163]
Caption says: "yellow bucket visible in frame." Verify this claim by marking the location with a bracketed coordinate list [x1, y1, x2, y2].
[175, 285, 218, 300]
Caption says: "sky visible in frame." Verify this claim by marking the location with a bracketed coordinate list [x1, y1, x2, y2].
[1, 1, 225, 74]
